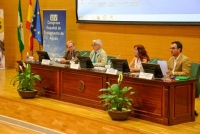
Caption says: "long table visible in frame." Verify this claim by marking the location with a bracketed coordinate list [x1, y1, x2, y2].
[30, 63, 196, 126]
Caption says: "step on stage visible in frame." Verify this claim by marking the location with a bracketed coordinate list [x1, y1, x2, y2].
[0, 69, 200, 134]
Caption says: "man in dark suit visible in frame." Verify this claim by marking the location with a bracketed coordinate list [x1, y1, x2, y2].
[167, 41, 191, 76]
[60, 40, 80, 64]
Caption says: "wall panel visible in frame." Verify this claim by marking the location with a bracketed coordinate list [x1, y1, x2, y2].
[0, 0, 200, 67]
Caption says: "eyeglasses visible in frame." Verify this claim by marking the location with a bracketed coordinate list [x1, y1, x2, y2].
[91, 44, 98, 47]
[67, 46, 73, 49]
[170, 47, 177, 50]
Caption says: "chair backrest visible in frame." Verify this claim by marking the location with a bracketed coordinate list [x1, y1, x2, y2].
[190, 62, 200, 98]
[80, 50, 90, 57]
[107, 56, 116, 68]
[149, 58, 161, 64]
[107, 56, 116, 62]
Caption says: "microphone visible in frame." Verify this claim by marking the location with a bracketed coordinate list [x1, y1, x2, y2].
[56, 51, 66, 57]
[149, 59, 157, 64]
[31, 53, 38, 57]
[116, 54, 121, 59]
[81, 52, 88, 56]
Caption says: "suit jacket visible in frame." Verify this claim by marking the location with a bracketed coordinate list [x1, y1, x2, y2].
[167, 53, 191, 76]
[63, 50, 80, 64]
[90, 48, 107, 67]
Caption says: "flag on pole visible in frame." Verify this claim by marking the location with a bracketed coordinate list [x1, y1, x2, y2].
[31, 0, 43, 46]
[26, 0, 33, 51]
[17, 0, 24, 53]
[26, 0, 33, 29]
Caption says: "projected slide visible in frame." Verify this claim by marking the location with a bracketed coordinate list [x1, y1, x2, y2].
[77, 0, 200, 23]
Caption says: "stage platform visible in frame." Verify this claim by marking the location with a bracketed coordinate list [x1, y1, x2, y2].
[0, 68, 200, 134]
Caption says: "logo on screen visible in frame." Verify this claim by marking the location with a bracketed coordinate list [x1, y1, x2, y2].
[50, 14, 58, 21]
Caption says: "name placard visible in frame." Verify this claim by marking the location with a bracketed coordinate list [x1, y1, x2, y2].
[139, 72, 154, 80]
[70, 63, 79, 70]
[106, 68, 118, 75]
[41, 59, 51, 65]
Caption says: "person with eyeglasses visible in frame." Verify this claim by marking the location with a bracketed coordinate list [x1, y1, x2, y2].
[60, 40, 80, 64]
[167, 41, 191, 76]
[89, 39, 107, 67]
[129, 44, 150, 72]
[167, 41, 199, 116]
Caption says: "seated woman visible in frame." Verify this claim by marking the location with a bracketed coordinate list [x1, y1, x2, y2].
[129, 44, 150, 72]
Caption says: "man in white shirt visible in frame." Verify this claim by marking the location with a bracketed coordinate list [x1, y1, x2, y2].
[90, 39, 107, 67]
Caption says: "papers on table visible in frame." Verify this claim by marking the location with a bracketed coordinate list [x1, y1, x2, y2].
[157, 60, 168, 76]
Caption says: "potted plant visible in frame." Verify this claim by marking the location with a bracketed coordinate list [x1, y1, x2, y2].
[10, 62, 41, 99]
[98, 73, 135, 120]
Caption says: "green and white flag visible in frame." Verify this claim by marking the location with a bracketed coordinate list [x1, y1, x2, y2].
[17, 0, 24, 53]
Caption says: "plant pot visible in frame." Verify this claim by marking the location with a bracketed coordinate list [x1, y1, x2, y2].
[17, 89, 38, 99]
[108, 110, 132, 121]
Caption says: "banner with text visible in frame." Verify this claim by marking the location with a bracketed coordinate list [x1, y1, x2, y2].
[0, 9, 5, 69]
[43, 10, 66, 58]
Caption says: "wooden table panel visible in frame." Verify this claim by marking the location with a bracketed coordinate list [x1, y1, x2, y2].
[60, 68, 105, 109]
[31, 64, 60, 99]
[28, 63, 196, 126]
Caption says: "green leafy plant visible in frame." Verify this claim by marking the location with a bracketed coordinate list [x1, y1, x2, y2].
[10, 62, 41, 91]
[98, 73, 135, 112]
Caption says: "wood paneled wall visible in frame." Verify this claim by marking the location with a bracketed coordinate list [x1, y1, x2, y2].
[0, 0, 200, 67]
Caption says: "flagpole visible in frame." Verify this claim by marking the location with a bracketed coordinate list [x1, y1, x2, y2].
[21, 52, 23, 61]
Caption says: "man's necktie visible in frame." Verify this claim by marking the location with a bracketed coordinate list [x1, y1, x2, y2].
[70, 53, 73, 60]
[93, 52, 97, 63]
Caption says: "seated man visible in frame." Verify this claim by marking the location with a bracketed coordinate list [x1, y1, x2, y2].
[90, 39, 107, 67]
[167, 41, 191, 76]
[60, 40, 80, 64]
[167, 41, 197, 116]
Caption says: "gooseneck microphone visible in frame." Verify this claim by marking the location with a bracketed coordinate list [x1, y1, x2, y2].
[149, 59, 157, 64]
[116, 54, 121, 59]
[81, 52, 88, 56]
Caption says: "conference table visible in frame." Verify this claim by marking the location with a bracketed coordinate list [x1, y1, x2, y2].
[29, 62, 196, 126]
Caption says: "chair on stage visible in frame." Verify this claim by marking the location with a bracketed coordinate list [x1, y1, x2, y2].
[190, 62, 200, 98]
[190, 62, 200, 116]
[80, 50, 90, 57]
[149, 58, 161, 64]
[107, 56, 116, 61]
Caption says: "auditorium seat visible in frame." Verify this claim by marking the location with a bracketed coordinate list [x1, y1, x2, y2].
[107, 56, 116, 62]
[190, 62, 200, 98]
[80, 50, 90, 57]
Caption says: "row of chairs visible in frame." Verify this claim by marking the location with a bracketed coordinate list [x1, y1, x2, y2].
[79, 50, 116, 62]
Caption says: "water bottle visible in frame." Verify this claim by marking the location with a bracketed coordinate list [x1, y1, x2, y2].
[107, 60, 111, 69]
[140, 66, 144, 73]
[70, 56, 75, 64]
[26, 52, 29, 62]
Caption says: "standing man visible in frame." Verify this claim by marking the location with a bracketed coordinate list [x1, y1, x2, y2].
[167, 41, 191, 76]
[60, 40, 80, 64]
[90, 39, 107, 67]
